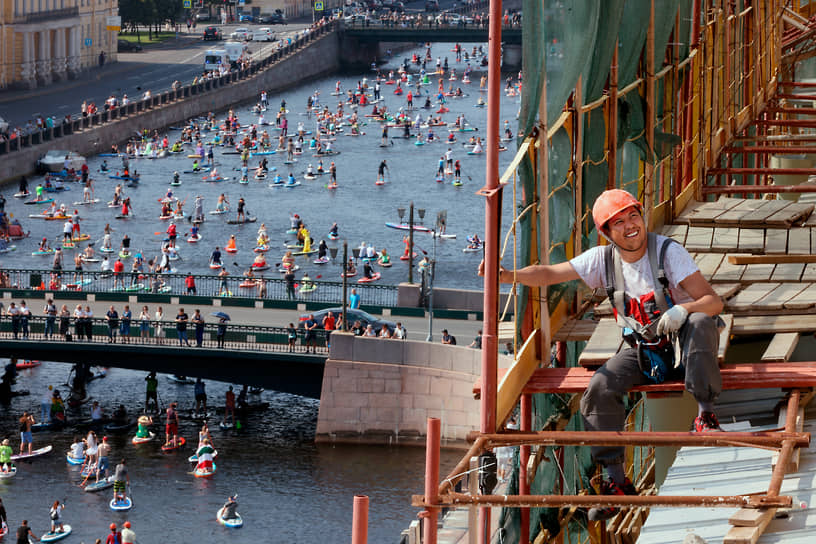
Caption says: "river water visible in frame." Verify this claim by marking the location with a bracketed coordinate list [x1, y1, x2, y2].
[0, 42, 519, 541]
[2, 43, 519, 292]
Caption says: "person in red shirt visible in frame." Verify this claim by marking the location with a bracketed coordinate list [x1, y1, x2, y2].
[167, 222, 177, 248]
[223, 386, 235, 426]
[105, 522, 121, 544]
[322, 311, 336, 348]
[113, 259, 125, 289]
[185, 274, 196, 295]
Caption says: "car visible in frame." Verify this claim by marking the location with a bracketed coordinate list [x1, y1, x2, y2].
[195, 11, 210, 21]
[298, 308, 396, 335]
[238, 13, 254, 22]
[117, 39, 142, 52]
[230, 27, 252, 41]
[202, 26, 222, 41]
[252, 27, 275, 42]
[425, 0, 439, 11]
[257, 11, 286, 24]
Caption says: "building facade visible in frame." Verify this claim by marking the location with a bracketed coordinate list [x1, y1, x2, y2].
[0, 0, 118, 90]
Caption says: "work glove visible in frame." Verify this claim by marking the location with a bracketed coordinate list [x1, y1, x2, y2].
[656, 305, 688, 336]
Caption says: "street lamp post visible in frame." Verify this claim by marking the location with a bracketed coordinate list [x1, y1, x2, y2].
[426, 227, 436, 342]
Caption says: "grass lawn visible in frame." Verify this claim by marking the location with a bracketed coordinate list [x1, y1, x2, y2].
[118, 31, 177, 45]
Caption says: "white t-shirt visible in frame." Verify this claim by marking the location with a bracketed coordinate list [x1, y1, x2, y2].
[569, 235, 699, 305]
[70, 441, 84, 459]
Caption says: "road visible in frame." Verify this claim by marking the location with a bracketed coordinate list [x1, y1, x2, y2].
[0, 21, 309, 129]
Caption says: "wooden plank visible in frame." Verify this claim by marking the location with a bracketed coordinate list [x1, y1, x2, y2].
[740, 263, 776, 282]
[496, 329, 542, 428]
[715, 199, 769, 225]
[694, 253, 724, 280]
[783, 283, 816, 310]
[770, 263, 805, 282]
[728, 254, 816, 264]
[685, 226, 714, 251]
[739, 200, 791, 226]
[761, 333, 800, 362]
[764, 229, 788, 254]
[737, 228, 764, 253]
[723, 513, 774, 544]
[718, 314, 733, 364]
[726, 283, 781, 311]
[661, 224, 688, 245]
[714, 283, 742, 299]
[710, 227, 741, 252]
[578, 319, 622, 368]
[806, 212, 816, 226]
[728, 508, 775, 528]
[811, 227, 816, 255]
[686, 197, 745, 224]
[788, 227, 811, 255]
[754, 284, 808, 310]
[732, 314, 816, 335]
[802, 263, 816, 282]
[711, 257, 745, 282]
[764, 202, 815, 227]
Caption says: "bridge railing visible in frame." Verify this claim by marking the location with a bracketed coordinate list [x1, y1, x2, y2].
[0, 268, 399, 306]
[0, 314, 329, 354]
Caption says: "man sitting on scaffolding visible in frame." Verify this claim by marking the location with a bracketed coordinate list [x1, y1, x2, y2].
[481, 189, 724, 521]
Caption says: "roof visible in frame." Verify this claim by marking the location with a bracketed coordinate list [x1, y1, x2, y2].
[638, 392, 816, 544]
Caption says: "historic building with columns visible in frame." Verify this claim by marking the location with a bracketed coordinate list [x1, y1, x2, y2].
[0, 0, 118, 89]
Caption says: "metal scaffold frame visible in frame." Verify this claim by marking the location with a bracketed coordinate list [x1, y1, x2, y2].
[407, 1, 816, 544]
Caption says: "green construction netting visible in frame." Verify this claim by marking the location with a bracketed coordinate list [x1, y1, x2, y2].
[502, 0, 698, 541]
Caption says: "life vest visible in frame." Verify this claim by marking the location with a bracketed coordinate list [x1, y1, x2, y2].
[602, 232, 676, 383]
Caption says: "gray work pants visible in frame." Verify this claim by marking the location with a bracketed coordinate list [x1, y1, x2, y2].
[580, 312, 722, 465]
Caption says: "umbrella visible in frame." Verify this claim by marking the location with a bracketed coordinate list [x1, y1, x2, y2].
[210, 312, 231, 320]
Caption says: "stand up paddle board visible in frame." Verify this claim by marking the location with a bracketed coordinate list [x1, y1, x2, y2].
[110, 497, 133, 511]
[217, 507, 243, 528]
[40, 525, 72, 542]
[161, 436, 186, 452]
[11, 445, 52, 461]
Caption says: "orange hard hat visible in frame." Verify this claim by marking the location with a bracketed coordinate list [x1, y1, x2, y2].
[591, 189, 642, 231]
[110, 523, 117, 530]
[124, 521, 131, 528]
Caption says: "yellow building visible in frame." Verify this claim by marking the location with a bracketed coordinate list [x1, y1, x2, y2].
[0, 0, 118, 89]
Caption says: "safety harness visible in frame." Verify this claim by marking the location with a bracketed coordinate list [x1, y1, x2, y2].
[602, 232, 677, 383]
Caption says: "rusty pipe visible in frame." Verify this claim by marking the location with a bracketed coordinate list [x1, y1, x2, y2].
[412, 492, 793, 509]
[423, 417, 441, 544]
[474, 430, 809, 448]
[351, 495, 369, 544]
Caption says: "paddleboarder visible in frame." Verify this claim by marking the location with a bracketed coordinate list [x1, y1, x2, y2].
[48, 499, 66, 535]
[165, 402, 180, 448]
[18, 412, 34, 455]
[112, 458, 129, 504]
[16, 520, 36, 543]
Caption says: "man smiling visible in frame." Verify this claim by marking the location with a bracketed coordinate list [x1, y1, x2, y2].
[480, 189, 724, 520]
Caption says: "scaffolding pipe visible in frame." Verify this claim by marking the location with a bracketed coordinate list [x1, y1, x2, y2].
[703, 184, 816, 194]
[351, 495, 369, 544]
[423, 418, 441, 544]
[413, 492, 793, 509]
[518, 393, 531, 544]
[609, 46, 619, 189]
[476, 430, 809, 448]
[723, 146, 816, 153]
[768, 390, 801, 498]
[479, 0, 503, 535]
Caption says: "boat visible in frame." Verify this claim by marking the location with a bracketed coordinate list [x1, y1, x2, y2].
[66, 453, 84, 465]
[37, 150, 86, 172]
[216, 507, 244, 528]
[161, 436, 187, 452]
[16, 360, 40, 369]
[358, 272, 382, 283]
[110, 496, 133, 511]
[40, 525, 72, 542]
[131, 431, 155, 445]
[84, 475, 114, 492]
[11, 444, 52, 460]
[226, 217, 257, 224]
[385, 222, 432, 232]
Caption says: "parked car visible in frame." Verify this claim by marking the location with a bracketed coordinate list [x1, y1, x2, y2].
[117, 39, 142, 52]
[230, 27, 253, 41]
[425, 0, 439, 11]
[202, 26, 222, 41]
[238, 13, 254, 22]
[298, 308, 396, 335]
[252, 27, 275, 42]
[195, 10, 210, 21]
[257, 11, 286, 24]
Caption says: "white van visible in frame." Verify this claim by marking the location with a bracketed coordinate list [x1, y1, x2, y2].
[203, 49, 228, 72]
[223, 41, 248, 63]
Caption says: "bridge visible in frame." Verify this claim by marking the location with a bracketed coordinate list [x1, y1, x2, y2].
[1, 315, 328, 397]
[341, 20, 522, 45]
